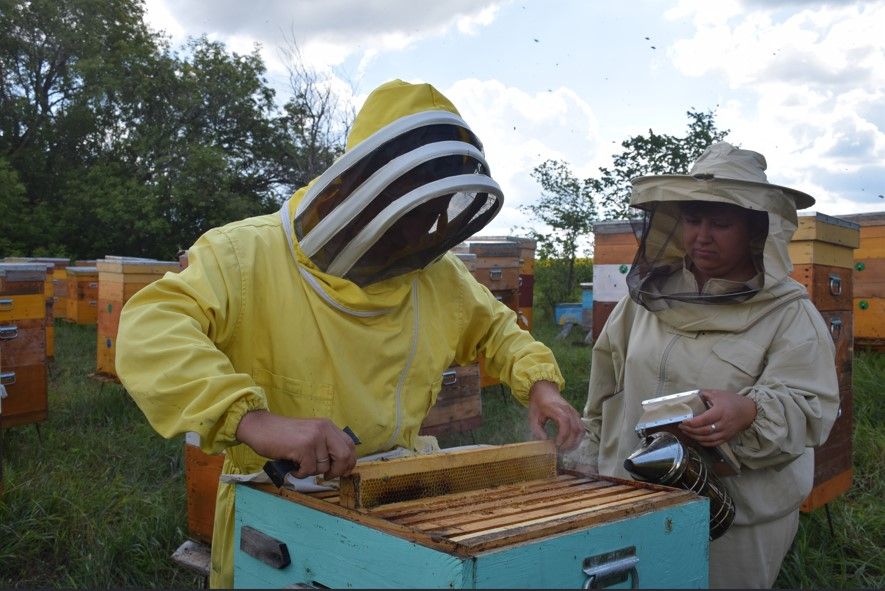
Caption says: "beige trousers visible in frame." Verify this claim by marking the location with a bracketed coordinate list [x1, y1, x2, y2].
[709, 510, 800, 589]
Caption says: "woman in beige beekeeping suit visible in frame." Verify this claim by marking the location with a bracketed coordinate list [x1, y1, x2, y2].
[573, 143, 839, 588]
[116, 79, 583, 588]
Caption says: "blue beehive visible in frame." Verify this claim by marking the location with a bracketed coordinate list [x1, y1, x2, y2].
[233, 441, 709, 588]
[553, 302, 582, 325]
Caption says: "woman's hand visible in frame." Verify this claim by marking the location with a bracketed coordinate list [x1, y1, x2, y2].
[236, 410, 357, 479]
[679, 389, 757, 447]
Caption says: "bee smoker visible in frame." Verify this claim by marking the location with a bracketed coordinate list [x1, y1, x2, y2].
[624, 431, 735, 540]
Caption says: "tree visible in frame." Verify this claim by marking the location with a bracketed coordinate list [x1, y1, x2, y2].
[0, 1, 352, 259]
[518, 160, 599, 309]
[595, 110, 729, 219]
[0, 158, 28, 255]
[278, 35, 352, 188]
[0, 0, 167, 256]
[523, 110, 728, 310]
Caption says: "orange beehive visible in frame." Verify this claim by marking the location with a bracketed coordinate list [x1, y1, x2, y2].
[466, 239, 522, 389]
[0, 263, 49, 429]
[840, 212, 885, 348]
[64, 266, 99, 324]
[184, 432, 225, 545]
[2, 258, 65, 358]
[591, 220, 640, 341]
[95, 257, 179, 379]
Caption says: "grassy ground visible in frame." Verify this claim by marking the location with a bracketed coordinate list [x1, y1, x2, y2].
[0, 322, 202, 588]
[0, 317, 882, 588]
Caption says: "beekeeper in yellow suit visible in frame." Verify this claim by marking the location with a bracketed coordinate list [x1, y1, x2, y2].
[116, 79, 584, 588]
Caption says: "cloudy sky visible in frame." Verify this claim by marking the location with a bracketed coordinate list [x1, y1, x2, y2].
[144, 0, 884, 237]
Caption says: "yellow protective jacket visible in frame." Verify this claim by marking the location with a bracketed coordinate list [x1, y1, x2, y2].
[115, 81, 564, 588]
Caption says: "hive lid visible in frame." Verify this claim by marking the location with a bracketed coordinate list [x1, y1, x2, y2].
[793, 211, 860, 248]
[592, 219, 642, 234]
[0, 264, 50, 283]
[837, 210, 885, 225]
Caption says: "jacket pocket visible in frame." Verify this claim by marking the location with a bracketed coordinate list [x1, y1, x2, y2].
[710, 338, 766, 378]
[252, 367, 334, 417]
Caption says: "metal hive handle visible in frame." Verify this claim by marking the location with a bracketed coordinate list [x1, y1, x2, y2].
[582, 547, 639, 589]
[828, 273, 842, 296]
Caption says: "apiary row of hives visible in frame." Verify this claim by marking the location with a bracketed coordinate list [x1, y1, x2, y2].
[0, 255, 179, 440]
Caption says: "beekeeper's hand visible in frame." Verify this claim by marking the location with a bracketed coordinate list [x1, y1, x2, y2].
[236, 410, 357, 478]
[528, 380, 584, 451]
[679, 389, 757, 447]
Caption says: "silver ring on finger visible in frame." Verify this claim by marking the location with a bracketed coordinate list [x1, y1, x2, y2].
[710, 423, 716, 433]
[317, 457, 330, 464]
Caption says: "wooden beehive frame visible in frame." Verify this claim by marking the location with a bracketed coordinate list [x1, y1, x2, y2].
[338, 440, 557, 509]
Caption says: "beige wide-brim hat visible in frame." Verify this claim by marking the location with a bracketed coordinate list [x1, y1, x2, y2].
[630, 142, 815, 213]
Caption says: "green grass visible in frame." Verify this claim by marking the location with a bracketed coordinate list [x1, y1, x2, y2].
[0, 322, 202, 589]
[1, 316, 882, 588]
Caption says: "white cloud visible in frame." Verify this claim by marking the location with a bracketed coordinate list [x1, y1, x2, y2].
[441, 79, 601, 236]
[456, 4, 501, 35]
[144, 0, 508, 70]
[667, 0, 885, 215]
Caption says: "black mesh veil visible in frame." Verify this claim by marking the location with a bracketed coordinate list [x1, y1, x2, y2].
[292, 110, 503, 286]
[626, 202, 769, 312]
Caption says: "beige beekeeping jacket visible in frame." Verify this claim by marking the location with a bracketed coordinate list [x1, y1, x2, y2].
[115, 81, 564, 588]
[577, 175, 840, 527]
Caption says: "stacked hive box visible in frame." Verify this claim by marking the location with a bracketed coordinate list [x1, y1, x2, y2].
[95, 257, 179, 379]
[33, 258, 72, 322]
[590, 220, 639, 341]
[840, 212, 885, 349]
[0, 263, 49, 429]
[419, 364, 483, 437]
[478, 236, 537, 331]
[51, 264, 70, 320]
[3, 258, 65, 358]
[36, 262, 55, 359]
[788, 212, 859, 512]
[36, 259, 69, 358]
[65, 266, 99, 324]
[467, 239, 522, 388]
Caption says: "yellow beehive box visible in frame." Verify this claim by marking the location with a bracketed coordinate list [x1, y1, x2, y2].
[788, 212, 859, 268]
[96, 257, 180, 378]
[840, 212, 885, 347]
[64, 267, 98, 324]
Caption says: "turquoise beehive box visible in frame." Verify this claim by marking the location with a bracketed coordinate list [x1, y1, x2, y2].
[232, 442, 710, 589]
